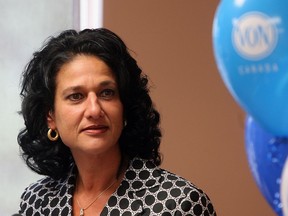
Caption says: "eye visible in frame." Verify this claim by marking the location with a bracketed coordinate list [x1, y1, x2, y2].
[99, 89, 116, 99]
[67, 93, 84, 101]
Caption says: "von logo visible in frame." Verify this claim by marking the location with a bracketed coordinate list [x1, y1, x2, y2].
[232, 12, 278, 60]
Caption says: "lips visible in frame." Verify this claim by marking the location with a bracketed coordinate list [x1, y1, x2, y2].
[81, 125, 109, 134]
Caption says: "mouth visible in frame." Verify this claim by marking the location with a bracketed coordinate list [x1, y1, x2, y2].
[81, 125, 109, 135]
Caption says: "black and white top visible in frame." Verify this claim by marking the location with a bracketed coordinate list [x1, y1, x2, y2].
[19, 158, 217, 216]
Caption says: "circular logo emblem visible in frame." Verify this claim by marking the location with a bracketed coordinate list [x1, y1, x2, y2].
[232, 12, 278, 60]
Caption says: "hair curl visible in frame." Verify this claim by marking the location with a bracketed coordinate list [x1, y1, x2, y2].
[18, 28, 162, 179]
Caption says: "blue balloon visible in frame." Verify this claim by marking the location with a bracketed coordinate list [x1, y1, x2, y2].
[245, 116, 288, 215]
[213, 0, 288, 136]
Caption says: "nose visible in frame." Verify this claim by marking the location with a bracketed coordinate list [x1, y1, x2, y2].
[84, 93, 104, 119]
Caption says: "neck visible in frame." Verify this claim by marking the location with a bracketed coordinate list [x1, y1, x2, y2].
[76, 156, 123, 192]
[72, 148, 128, 216]
[71, 144, 124, 189]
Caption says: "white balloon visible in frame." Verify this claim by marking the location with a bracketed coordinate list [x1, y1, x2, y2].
[281, 157, 288, 216]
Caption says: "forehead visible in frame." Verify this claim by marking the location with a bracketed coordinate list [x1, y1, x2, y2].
[59, 54, 111, 73]
[55, 55, 116, 84]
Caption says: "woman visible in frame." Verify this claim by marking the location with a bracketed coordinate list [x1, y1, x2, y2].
[18, 28, 216, 216]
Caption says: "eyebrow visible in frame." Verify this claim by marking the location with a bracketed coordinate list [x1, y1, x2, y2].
[61, 80, 117, 96]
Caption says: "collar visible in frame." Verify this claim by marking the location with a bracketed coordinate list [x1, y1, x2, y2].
[123, 157, 162, 192]
[40, 157, 162, 215]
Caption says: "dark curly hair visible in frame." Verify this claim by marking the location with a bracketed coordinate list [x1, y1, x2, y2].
[18, 28, 162, 180]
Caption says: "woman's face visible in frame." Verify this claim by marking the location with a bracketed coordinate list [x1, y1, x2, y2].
[47, 55, 124, 158]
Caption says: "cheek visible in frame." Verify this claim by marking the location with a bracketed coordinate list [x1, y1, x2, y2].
[117, 104, 124, 123]
[54, 107, 82, 130]
[111, 105, 124, 129]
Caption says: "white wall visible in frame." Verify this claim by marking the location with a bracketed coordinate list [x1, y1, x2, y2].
[0, 1, 73, 214]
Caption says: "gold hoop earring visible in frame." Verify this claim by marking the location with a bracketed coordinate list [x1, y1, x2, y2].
[47, 128, 59, 141]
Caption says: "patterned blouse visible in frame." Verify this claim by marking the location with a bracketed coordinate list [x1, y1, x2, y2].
[19, 158, 217, 216]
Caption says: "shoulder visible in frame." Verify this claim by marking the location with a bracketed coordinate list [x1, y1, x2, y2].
[159, 169, 217, 215]
[126, 158, 217, 215]
[19, 170, 75, 214]
[19, 177, 57, 214]
[21, 177, 61, 203]
[20, 165, 76, 200]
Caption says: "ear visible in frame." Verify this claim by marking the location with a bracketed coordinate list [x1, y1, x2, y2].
[47, 111, 56, 129]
